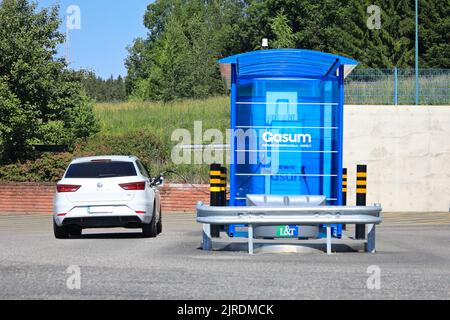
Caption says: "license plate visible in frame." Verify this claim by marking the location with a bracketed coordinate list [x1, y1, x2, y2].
[88, 206, 114, 214]
[276, 226, 299, 238]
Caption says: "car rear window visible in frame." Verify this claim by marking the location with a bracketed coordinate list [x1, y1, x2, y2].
[65, 161, 137, 178]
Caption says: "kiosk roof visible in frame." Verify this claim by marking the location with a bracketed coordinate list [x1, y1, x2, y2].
[219, 49, 358, 79]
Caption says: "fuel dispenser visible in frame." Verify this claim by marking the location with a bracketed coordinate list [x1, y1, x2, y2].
[218, 49, 359, 240]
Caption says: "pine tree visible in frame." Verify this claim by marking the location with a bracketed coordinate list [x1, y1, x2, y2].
[270, 10, 296, 48]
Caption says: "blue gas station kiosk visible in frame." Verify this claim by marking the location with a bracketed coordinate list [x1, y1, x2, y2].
[220, 49, 358, 239]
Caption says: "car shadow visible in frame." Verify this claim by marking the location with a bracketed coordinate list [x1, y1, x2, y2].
[72, 232, 145, 239]
[197, 241, 364, 254]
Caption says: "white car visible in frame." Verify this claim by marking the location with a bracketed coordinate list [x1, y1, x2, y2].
[53, 156, 162, 239]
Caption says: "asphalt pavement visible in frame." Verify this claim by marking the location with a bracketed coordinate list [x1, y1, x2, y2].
[0, 212, 449, 300]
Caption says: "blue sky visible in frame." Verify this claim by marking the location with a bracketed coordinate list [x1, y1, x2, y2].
[36, 0, 152, 78]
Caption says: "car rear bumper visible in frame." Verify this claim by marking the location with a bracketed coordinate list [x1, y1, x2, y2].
[53, 201, 154, 227]
[61, 216, 144, 229]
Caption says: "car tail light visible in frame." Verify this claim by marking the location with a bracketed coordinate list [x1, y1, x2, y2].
[119, 182, 146, 190]
[57, 184, 81, 193]
[135, 211, 146, 215]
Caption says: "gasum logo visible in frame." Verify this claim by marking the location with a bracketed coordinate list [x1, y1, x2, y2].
[262, 132, 312, 144]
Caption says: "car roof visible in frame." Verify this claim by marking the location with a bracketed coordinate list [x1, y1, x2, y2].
[70, 156, 139, 164]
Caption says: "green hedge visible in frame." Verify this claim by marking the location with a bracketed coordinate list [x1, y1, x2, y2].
[0, 152, 73, 183]
[0, 130, 174, 183]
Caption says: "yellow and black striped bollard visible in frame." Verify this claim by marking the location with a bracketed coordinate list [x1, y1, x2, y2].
[342, 168, 348, 206]
[355, 165, 367, 240]
[210, 164, 222, 238]
[210, 164, 222, 206]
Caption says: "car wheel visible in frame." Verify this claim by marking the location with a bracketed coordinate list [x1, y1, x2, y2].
[54, 219, 70, 239]
[157, 207, 162, 234]
[142, 207, 158, 238]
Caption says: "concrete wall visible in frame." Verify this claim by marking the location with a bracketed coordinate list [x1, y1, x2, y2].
[344, 105, 450, 212]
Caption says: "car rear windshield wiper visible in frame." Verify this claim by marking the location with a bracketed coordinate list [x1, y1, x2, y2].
[97, 174, 120, 178]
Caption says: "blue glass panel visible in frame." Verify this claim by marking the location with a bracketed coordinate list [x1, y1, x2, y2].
[231, 77, 341, 205]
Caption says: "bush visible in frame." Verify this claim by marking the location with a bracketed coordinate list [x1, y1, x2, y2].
[0, 130, 171, 182]
[78, 130, 170, 177]
[0, 153, 73, 183]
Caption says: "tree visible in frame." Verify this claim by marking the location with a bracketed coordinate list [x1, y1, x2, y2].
[239, 0, 448, 68]
[126, 0, 227, 102]
[270, 10, 296, 48]
[148, 14, 193, 101]
[0, 0, 98, 163]
[125, 0, 449, 100]
[78, 70, 127, 102]
[125, 37, 149, 96]
[420, 0, 450, 68]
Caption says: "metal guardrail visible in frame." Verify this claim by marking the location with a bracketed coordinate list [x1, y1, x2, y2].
[196, 203, 382, 255]
[197, 204, 382, 225]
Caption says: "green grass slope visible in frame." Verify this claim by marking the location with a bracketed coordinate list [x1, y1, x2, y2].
[91, 96, 230, 183]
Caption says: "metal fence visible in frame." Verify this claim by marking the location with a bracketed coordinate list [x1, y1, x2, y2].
[345, 69, 450, 105]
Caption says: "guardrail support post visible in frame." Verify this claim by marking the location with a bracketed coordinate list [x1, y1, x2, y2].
[366, 224, 376, 253]
[326, 225, 332, 255]
[202, 224, 212, 251]
[248, 224, 254, 255]
[356, 165, 367, 240]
